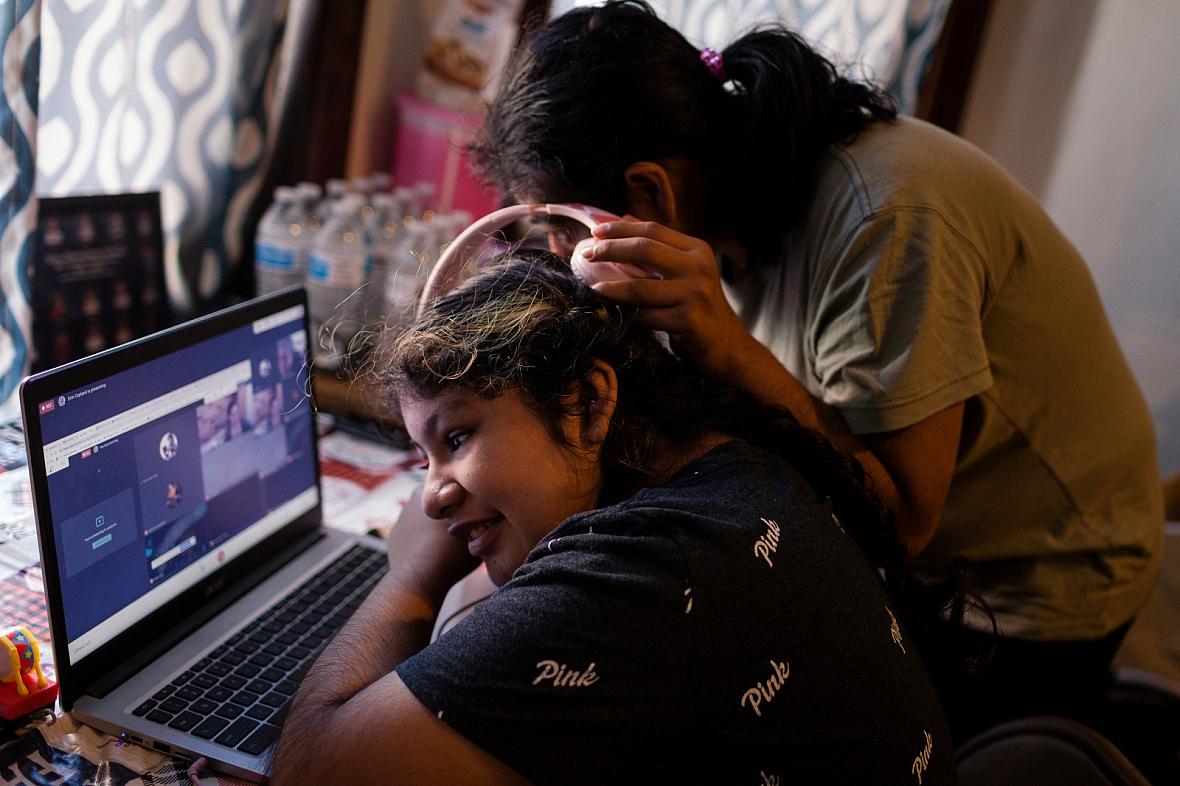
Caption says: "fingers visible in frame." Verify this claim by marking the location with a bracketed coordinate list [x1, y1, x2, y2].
[590, 277, 692, 308]
[592, 218, 695, 248]
[588, 287, 699, 339]
[582, 235, 716, 280]
[592, 218, 705, 253]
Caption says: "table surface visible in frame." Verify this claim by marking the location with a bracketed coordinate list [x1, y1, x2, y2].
[0, 421, 422, 785]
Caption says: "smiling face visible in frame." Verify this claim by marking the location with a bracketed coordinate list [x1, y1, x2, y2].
[401, 386, 604, 586]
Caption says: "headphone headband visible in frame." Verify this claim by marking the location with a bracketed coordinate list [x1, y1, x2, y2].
[417, 203, 619, 317]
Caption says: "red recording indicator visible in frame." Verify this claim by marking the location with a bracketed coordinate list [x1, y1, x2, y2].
[80, 448, 92, 459]
[38, 400, 56, 415]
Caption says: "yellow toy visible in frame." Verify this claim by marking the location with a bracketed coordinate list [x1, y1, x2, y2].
[0, 624, 56, 722]
[0, 624, 57, 727]
[0, 627, 48, 698]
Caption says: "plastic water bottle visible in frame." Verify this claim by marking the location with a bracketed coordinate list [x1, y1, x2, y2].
[297, 182, 324, 234]
[449, 210, 473, 231]
[393, 186, 419, 220]
[383, 216, 434, 328]
[369, 171, 393, 193]
[307, 195, 368, 363]
[255, 186, 305, 295]
[348, 176, 376, 224]
[325, 178, 348, 203]
[438, 210, 472, 250]
[364, 193, 400, 325]
[318, 179, 348, 235]
[350, 176, 373, 199]
[413, 181, 437, 213]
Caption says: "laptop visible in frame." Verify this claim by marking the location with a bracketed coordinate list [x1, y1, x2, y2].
[20, 287, 388, 782]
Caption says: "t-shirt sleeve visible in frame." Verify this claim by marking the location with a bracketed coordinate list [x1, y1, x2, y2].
[809, 205, 993, 433]
[394, 525, 695, 786]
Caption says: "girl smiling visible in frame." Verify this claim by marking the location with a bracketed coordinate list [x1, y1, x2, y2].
[273, 254, 966, 785]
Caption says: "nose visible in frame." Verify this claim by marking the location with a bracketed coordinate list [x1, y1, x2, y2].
[421, 473, 463, 520]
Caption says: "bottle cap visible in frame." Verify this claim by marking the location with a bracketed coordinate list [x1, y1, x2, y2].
[350, 176, 372, 196]
[369, 172, 393, 191]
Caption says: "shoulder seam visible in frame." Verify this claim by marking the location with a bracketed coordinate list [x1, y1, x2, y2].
[828, 203, 995, 309]
[827, 147, 872, 216]
[837, 366, 990, 413]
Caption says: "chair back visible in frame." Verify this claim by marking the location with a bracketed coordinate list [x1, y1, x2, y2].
[955, 716, 1151, 786]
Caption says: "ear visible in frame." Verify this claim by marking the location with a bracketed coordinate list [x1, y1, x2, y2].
[567, 359, 618, 450]
[623, 161, 679, 226]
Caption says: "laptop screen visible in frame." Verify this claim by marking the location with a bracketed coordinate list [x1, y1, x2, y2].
[31, 300, 317, 663]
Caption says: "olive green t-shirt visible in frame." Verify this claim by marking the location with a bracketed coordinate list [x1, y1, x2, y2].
[726, 117, 1163, 641]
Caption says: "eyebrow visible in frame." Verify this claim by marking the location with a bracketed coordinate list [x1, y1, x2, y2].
[410, 410, 448, 450]
[411, 395, 475, 447]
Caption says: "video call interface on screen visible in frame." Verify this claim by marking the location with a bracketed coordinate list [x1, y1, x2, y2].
[35, 305, 316, 659]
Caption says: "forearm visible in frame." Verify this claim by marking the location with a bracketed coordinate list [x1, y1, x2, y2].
[271, 573, 443, 783]
[715, 331, 839, 434]
[717, 332, 913, 544]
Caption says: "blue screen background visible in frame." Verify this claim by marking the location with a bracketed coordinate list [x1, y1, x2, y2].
[39, 316, 316, 642]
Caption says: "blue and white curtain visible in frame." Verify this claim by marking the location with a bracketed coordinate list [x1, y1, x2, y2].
[0, 0, 313, 411]
[35, 0, 295, 314]
[0, 0, 39, 415]
[556, 0, 953, 113]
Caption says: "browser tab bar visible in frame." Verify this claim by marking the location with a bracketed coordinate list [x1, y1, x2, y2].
[43, 360, 253, 476]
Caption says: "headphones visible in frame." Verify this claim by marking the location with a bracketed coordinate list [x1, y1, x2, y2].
[417, 203, 657, 316]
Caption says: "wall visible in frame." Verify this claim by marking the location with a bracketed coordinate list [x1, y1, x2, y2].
[346, 0, 443, 179]
[960, 0, 1180, 474]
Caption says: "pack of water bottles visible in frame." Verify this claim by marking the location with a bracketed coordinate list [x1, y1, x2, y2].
[254, 173, 470, 366]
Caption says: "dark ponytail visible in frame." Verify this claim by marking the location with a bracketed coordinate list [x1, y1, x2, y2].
[472, 0, 896, 267]
[719, 28, 897, 261]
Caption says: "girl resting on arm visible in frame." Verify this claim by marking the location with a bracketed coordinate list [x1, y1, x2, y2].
[272, 253, 971, 785]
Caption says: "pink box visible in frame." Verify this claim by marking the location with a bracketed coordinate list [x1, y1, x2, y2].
[392, 91, 500, 216]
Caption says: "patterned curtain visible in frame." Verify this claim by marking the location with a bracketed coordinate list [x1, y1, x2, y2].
[35, 0, 299, 315]
[556, 0, 952, 113]
[0, 0, 40, 415]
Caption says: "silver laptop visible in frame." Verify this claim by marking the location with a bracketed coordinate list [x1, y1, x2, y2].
[20, 287, 387, 782]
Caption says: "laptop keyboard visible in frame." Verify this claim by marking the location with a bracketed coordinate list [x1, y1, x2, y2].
[130, 544, 388, 756]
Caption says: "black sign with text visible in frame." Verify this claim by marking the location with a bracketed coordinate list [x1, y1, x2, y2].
[32, 192, 171, 372]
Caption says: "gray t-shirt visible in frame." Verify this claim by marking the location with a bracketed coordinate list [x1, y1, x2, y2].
[398, 441, 955, 786]
[725, 116, 1163, 641]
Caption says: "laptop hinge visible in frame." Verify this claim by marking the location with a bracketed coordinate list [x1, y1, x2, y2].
[86, 529, 325, 698]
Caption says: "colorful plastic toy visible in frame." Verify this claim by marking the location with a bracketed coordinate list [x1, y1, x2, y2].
[0, 627, 57, 722]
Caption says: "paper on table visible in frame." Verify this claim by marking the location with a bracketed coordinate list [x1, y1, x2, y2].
[319, 431, 425, 535]
[0, 470, 39, 580]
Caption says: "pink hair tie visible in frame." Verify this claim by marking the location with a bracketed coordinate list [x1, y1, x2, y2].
[699, 47, 726, 81]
